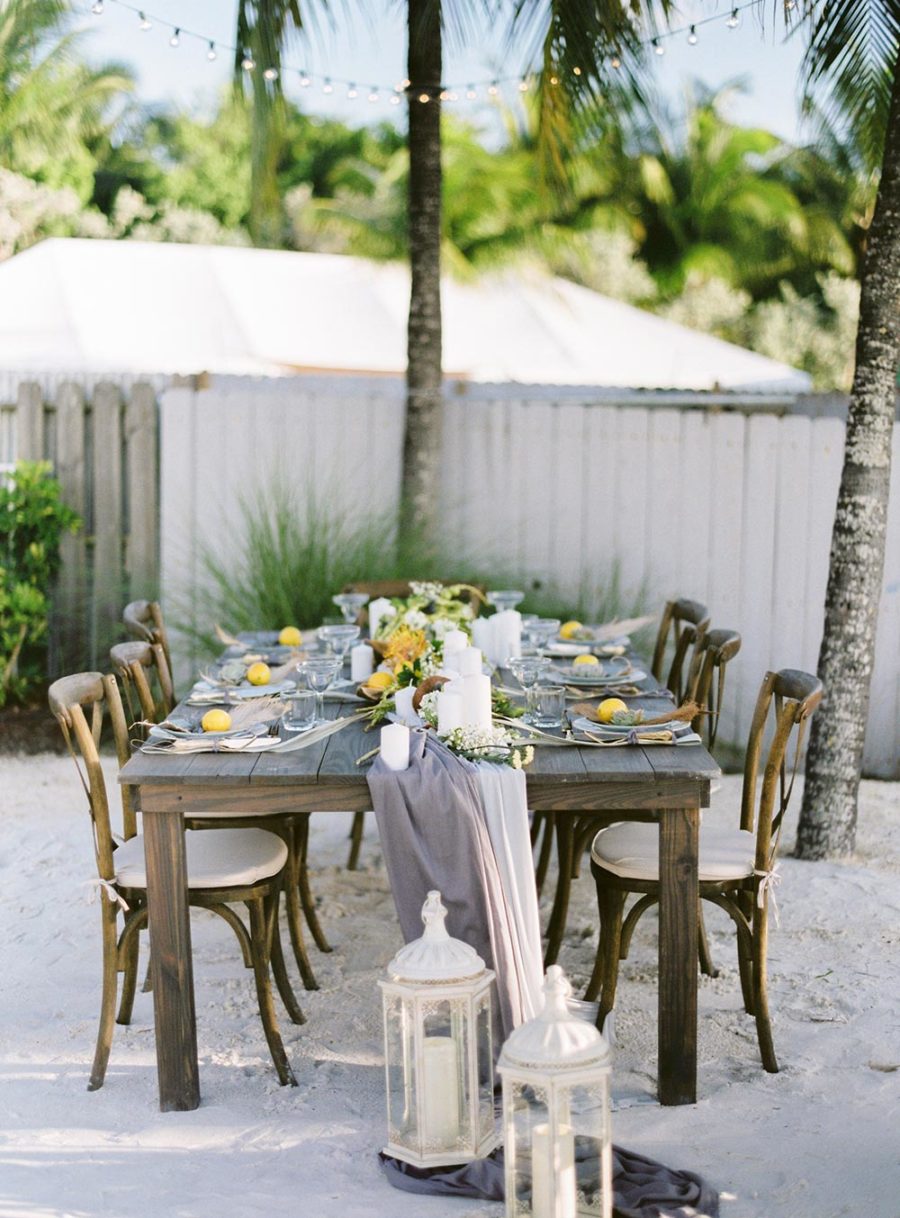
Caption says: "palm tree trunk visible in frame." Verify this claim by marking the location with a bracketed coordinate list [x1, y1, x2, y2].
[796, 64, 900, 860]
[401, 0, 443, 540]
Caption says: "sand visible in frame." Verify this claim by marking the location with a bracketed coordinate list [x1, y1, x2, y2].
[1, 754, 898, 1218]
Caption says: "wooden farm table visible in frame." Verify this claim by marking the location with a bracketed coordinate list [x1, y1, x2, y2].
[119, 691, 718, 1113]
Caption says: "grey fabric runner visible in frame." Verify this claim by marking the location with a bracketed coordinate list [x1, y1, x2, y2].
[378, 1145, 719, 1217]
[367, 730, 527, 1039]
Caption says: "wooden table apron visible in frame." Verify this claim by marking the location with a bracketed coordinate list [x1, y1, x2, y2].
[121, 705, 717, 1112]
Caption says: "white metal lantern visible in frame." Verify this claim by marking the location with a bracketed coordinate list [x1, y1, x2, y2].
[498, 966, 612, 1218]
[379, 890, 498, 1167]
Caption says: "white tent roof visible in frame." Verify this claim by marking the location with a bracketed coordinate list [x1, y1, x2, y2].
[0, 238, 810, 391]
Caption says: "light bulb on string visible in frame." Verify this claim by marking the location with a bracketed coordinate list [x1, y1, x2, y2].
[138, 11, 151, 30]
[169, 28, 181, 48]
[241, 52, 255, 70]
[439, 89, 450, 101]
[652, 37, 665, 56]
[322, 78, 334, 94]
[572, 66, 582, 76]
[368, 90, 379, 103]
[299, 71, 311, 87]
[784, 0, 796, 9]
[687, 25, 698, 45]
[518, 79, 529, 92]
[549, 74, 559, 86]
[91, 0, 104, 14]
[487, 81, 499, 96]
[206, 42, 217, 61]
[347, 83, 358, 98]
[389, 92, 401, 105]
[264, 67, 279, 81]
[418, 92, 430, 103]
[726, 9, 740, 27]
[610, 55, 621, 69]
[466, 85, 477, 99]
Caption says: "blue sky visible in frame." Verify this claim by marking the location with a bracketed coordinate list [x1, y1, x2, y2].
[80, 0, 810, 143]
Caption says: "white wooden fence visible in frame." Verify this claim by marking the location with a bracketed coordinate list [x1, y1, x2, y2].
[159, 379, 900, 778]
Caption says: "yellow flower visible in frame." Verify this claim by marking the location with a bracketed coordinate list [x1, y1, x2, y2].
[383, 626, 428, 672]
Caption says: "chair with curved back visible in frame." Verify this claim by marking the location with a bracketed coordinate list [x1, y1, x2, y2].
[585, 667, 822, 1072]
[123, 600, 172, 678]
[651, 597, 711, 703]
[48, 671, 303, 1091]
[110, 640, 175, 731]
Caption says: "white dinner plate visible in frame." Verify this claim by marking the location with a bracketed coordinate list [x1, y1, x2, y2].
[557, 665, 647, 687]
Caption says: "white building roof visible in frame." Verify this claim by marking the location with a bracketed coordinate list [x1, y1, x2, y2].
[0, 238, 810, 391]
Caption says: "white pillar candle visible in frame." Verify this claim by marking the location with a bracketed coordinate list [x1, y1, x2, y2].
[394, 684, 418, 726]
[350, 642, 375, 683]
[490, 609, 522, 665]
[531, 1122, 576, 1218]
[369, 597, 394, 638]
[437, 686, 464, 735]
[461, 672, 492, 731]
[421, 1036, 460, 1147]
[471, 617, 492, 654]
[380, 723, 410, 771]
[457, 646, 483, 677]
[442, 628, 469, 673]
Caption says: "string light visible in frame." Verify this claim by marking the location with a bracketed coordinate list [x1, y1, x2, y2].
[75, 0, 767, 106]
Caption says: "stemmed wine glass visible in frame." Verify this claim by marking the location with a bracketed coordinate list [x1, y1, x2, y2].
[524, 617, 561, 658]
[508, 655, 551, 722]
[299, 656, 342, 725]
[487, 589, 526, 613]
[317, 623, 360, 669]
[332, 592, 369, 625]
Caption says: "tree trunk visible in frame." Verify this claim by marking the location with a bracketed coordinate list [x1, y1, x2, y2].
[249, 69, 285, 248]
[796, 64, 900, 860]
[401, 0, 443, 541]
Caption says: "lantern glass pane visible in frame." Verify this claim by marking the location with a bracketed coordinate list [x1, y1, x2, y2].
[420, 998, 469, 1155]
[385, 992, 418, 1147]
[569, 1082, 610, 1216]
[475, 992, 494, 1141]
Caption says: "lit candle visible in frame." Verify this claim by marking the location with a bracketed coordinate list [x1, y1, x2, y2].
[456, 646, 483, 677]
[421, 1036, 460, 1147]
[531, 1122, 576, 1218]
[461, 672, 492, 730]
[380, 723, 410, 771]
[350, 642, 375, 683]
[394, 684, 418, 725]
[437, 685, 464, 734]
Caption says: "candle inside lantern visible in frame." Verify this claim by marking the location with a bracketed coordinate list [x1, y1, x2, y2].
[461, 672, 492, 731]
[457, 646, 483, 677]
[394, 684, 418, 725]
[531, 1122, 576, 1218]
[421, 1036, 461, 1147]
[380, 723, 410, 771]
[351, 642, 375, 683]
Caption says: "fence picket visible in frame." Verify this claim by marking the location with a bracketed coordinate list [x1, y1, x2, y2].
[124, 383, 159, 598]
[15, 382, 44, 462]
[54, 383, 88, 671]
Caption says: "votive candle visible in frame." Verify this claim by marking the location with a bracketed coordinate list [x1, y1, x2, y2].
[380, 723, 410, 771]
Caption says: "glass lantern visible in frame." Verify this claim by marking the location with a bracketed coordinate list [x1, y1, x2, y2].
[379, 890, 498, 1167]
[498, 966, 612, 1218]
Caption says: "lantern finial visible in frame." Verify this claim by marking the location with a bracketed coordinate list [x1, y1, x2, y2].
[498, 965, 611, 1070]
[386, 889, 488, 982]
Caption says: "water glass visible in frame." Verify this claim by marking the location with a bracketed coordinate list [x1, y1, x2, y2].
[527, 618, 561, 657]
[532, 684, 566, 730]
[333, 592, 369, 625]
[281, 688, 317, 733]
[508, 655, 551, 721]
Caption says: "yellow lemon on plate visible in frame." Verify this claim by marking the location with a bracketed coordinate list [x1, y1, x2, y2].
[560, 620, 583, 640]
[365, 670, 395, 691]
[278, 626, 302, 646]
[246, 661, 271, 686]
[573, 653, 599, 666]
[598, 697, 628, 724]
[201, 709, 232, 733]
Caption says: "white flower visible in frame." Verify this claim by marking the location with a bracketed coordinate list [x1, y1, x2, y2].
[430, 617, 457, 641]
[404, 609, 429, 631]
[419, 690, 440, 727]
[410, 581, 444, 601]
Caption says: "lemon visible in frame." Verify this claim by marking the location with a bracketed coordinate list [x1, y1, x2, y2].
[560, 620, 583, 640]
[246, 661, 271, 686]
[201, 709, 232, 733]
[573, 653, 599, 666]
[278, 626, 302, 646]
[598, 697, 628, 724]
[365, 670, 395, 691]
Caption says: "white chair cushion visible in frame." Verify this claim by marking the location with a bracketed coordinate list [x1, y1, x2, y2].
[591, 822, 756, 883]
[114, 828, 288, 890]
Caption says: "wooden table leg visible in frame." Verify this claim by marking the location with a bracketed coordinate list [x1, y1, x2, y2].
[142, 805, 200, 1111]
[543, 817, 575, 968]
[657, 806, 699, 1106]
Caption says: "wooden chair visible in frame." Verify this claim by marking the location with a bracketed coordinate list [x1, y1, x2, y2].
[110, 640, 175, 730]
[48, 671, 303, 1091]
[686, 628, 742, 749]
[123, 600, 172, 678]
[585, 668, 822, 1072]
[650, 597, 711, 703]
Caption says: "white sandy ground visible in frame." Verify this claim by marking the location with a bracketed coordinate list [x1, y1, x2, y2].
[0, 755, 898, 1218]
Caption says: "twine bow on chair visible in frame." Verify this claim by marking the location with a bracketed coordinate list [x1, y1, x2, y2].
[754, 865, 782, 927]
[84, 877, 130, 913]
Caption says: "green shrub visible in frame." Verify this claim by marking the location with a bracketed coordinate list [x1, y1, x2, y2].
[0, 461, 81, 705]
